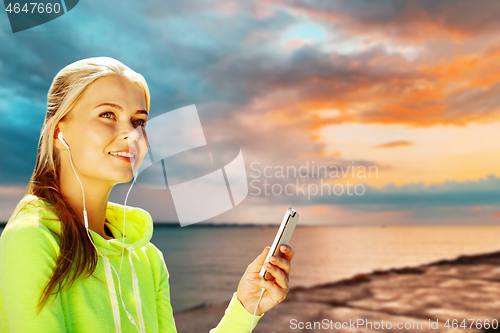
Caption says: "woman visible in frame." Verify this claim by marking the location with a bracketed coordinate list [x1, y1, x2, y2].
[0, 57, 294, 332]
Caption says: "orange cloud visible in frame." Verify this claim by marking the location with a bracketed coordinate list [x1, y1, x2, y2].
[372, 141, 415, 149]
[257, 41, 500, 129]
[422, 45, 500, 90]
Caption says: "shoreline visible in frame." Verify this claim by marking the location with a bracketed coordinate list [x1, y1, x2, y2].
[175, 250, 500, 332]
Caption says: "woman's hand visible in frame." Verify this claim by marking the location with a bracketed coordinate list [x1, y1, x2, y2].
[235, 245, 295, 316]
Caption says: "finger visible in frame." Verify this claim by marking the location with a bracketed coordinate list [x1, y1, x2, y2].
[246, 276, 286, 303]
[280, 245, 295, 261]
[269, 255, 291, 278]
[246, 247, 270, 273]
[263, 262, 289, 290]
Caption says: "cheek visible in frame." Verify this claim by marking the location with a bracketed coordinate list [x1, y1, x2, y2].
[77, 124, 114, 158]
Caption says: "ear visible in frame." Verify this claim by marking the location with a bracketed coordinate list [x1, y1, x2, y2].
[53, 124, 66, 151]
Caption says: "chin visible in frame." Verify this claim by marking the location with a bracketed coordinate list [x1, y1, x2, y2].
[111, 172, 136, 184]
[124, 174, 136, 183]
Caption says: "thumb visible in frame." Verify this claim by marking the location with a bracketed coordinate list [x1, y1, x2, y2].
[246, 246, 271, 273]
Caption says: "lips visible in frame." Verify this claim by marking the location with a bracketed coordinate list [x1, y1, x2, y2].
[109, 151, 136, 158]
[108, 150, 137, 163]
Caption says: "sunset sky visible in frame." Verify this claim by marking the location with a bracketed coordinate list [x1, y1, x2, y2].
[1, 0, 500, 225]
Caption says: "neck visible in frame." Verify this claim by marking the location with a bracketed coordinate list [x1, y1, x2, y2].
[59, 164, 114, 240]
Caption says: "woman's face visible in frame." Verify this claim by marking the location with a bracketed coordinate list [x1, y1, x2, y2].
[55, 75, 148, 185]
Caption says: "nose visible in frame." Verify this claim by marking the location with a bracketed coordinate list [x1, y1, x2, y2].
[120, 124, 141, 142]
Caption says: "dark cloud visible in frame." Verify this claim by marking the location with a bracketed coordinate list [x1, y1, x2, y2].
[280, 0, 500, 42]
[0, 127, 39, 185]
[243, 173, 500, 218]
[316, 175, 500, 209]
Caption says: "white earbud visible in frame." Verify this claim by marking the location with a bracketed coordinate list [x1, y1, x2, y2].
[58, 132, 70, 150]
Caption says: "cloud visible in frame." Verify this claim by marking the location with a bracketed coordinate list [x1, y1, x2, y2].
[276, 0, 500, 43]
[372, 140, 414, 149]
[200, 31, 500, 130]
[313, 175, 500, 209]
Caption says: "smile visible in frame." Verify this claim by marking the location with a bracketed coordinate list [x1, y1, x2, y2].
[109, 151, 136, 158]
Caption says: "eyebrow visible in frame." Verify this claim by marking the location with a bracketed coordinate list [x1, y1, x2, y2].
[95, 102, 148, 115]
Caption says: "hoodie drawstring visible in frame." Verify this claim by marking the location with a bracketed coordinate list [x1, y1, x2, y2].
[102, 254, 122, 333]
[129, 247, 146, 333]
[102, 250, 146, 333]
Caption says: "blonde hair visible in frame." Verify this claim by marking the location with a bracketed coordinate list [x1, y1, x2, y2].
[26, 57, 150, 313]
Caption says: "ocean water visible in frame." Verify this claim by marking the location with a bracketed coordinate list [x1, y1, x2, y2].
[2, 225, 500, 312]
[150, 225, 500, 312]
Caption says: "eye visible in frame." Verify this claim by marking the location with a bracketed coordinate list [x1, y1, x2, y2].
[132, 119, 147, 127]
[100, 111, 115, 120]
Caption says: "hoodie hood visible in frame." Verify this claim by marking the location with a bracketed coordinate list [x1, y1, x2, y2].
[12, 195, 153, 256]
[92, 201, 153, 256]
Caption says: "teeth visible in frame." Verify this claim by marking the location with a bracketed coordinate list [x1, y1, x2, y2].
[110, 151, 135, 158]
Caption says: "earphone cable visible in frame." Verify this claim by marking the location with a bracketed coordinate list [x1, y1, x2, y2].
[250, 288, 265, 333]
[65, 147, 141, 333]
[118, 167, 138, 284]
[65, 147, 88, 228]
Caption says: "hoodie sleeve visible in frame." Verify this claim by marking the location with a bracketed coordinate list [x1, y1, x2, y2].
[0, 220, 66, 332]
[208, 293, 263, 333]
[156, 254, 178, 332]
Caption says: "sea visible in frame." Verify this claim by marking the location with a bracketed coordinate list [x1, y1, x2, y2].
[1, 225, 500, 313]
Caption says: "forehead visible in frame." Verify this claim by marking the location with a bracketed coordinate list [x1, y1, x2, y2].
[77, 75, 147, 112]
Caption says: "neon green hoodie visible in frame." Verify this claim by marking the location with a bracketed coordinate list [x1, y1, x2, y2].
[0, 195, 262, 332]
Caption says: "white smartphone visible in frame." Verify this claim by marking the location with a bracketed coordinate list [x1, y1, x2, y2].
[259, 207, 299, 280]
